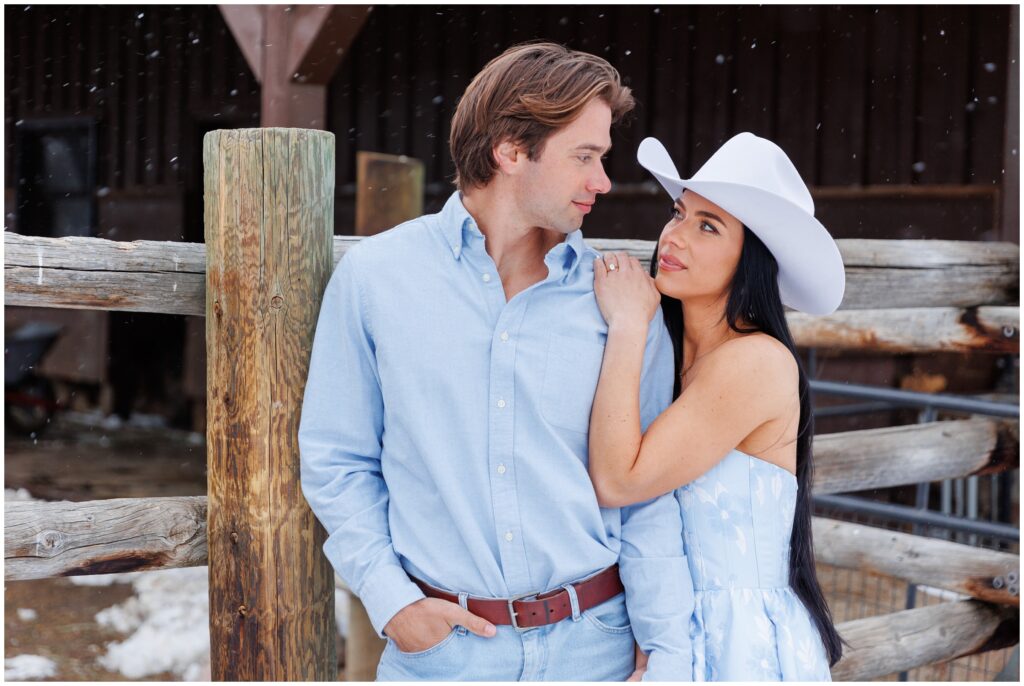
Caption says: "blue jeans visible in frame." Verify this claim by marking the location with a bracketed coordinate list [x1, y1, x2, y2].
[375, 593, 636, 681]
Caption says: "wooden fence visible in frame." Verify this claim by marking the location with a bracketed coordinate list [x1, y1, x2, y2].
[4, 128, 1020, 681]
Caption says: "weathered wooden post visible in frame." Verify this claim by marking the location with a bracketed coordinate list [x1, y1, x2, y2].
[204, 128, 336, 680]
[355, 151, 425, 236]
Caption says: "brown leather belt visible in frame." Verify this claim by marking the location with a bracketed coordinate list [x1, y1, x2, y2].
[411, 564, 623, 630]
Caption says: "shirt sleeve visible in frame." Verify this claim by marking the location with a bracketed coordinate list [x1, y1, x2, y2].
[617, 314, 696, 681]
[298, 248, 425, 637]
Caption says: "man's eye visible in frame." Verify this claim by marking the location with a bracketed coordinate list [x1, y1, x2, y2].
[579, 155, 592, 163]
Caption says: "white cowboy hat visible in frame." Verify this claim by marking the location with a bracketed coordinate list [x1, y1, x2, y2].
[637, 132, 846, 316]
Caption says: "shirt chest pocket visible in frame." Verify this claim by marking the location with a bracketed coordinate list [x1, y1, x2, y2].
[540, 333, 607, 434]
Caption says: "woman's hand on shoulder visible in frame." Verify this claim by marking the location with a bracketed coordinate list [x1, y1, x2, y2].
[593, 252, 660, 332]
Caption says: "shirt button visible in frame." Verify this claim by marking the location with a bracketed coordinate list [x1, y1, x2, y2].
[500, 331, 509, 342]
[497, 464, 507, 475]
[504, 531, 514, 542]
[482, 273, 492, 283]
[497, 399, 506, 409]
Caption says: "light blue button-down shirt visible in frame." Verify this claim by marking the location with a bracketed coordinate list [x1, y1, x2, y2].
[299, 191, 694, 679]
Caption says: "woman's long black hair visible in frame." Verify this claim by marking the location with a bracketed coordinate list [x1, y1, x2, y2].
[651, 227, 844, 666]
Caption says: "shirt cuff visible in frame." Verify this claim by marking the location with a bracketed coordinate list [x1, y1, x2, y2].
[323, 533, 425, 638]
[643, 650, 694, 681]
[356, 561, 427, 638]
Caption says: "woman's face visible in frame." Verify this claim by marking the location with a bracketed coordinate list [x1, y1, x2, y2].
[653, 189, 745, 303]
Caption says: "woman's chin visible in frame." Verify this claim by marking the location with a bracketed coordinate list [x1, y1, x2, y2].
[654, 274, 683, 300]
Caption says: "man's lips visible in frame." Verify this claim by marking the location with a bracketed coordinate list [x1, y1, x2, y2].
[658, 254, 686, 271]
[572, 201, 594, 214]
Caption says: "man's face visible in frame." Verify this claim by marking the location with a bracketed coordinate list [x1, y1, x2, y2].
[512, 100, 613, 234]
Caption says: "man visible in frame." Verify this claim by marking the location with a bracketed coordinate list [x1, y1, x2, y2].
[299, 42, 694, 681]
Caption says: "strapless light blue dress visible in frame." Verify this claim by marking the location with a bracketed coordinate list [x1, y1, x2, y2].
[676, 449, 833, 681]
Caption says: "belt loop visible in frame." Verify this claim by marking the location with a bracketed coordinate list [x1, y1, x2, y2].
[561, 583, 582, 622]
[456, 592, 469, 636]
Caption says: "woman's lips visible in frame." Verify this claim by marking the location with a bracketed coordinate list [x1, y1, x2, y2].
[658, 255, 686, 272]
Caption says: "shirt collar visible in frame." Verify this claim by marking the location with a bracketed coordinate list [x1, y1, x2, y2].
[438, 190, 587, 279]
[439, 191, 474, 260]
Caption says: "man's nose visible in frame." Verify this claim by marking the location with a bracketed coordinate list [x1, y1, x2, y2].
[588, 164, 612, 195]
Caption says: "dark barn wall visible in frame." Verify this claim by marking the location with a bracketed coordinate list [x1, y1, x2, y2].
[5, 5, 259, 206]
[327, 5, 1012, 240]
[4, 5, 1013, 240]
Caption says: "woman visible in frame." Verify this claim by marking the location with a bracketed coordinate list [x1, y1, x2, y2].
[590, 133, 844, 681]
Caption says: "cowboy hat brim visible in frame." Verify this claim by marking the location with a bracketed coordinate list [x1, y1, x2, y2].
[638, 137, 845, 316]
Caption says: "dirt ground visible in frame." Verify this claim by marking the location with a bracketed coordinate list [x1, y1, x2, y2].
[5, 576, 179, 681]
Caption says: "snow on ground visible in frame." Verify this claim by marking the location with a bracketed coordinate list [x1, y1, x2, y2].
[4, 655, 57, 681]
[94, 567, 211, 680]
[16, 608, 38, 621]
[89, 568, 350, 680]
[5, 487, 39, 502]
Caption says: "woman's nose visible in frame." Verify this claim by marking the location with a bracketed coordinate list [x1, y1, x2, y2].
[662, 222, 688, 250]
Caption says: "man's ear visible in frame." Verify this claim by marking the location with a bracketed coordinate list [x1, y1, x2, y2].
[493, 139, 524, 176]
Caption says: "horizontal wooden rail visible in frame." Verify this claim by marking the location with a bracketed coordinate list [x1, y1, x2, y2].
[830, 600, 1018, 681]
[813, 418, 1018, 495]
[788, 306, 1019, 353]
[7, 418, 1017, 581]
[4, 496, 207, 581]
[5, 234, 1018, 317]
[812, 517, 1019, 606]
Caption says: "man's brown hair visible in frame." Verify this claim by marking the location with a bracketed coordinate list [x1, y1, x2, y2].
[449, 41, 635, 191]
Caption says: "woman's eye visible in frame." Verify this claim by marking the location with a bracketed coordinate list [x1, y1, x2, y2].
[700, 221, 719, 234]
[670, 207, 682, 220]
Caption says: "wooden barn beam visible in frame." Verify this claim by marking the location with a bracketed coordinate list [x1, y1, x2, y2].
[218, 4, 371, 128]
[830, 600, 1018, 681]
[288, 5, 372, 85]
[812, 418, 1019, 495]
[4, 496, 207, 582]
[204, 128, 336, 680]
[812, 517, 1020, 606]
[219, 5, 264, 83]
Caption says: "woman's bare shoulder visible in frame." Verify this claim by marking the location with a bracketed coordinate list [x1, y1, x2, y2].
[708, 333, 798, 384]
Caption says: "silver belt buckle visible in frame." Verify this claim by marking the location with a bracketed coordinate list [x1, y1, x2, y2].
[507, 591, 536, 632]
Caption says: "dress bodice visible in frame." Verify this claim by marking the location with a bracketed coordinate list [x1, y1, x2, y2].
[676, 449, 796, 590]
[674, 450, 833, 681]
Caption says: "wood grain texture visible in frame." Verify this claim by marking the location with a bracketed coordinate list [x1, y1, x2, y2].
[204, 128, 336, 680]
[4, 496, 207, 581]
[831, 600, 1018, 681]
[812, 517, 1019, 606]
[812, 418, 1019, 495]
[788, 307, 1019, 353]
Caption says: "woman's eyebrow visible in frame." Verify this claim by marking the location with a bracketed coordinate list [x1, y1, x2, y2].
[696, 210, 726, 226]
